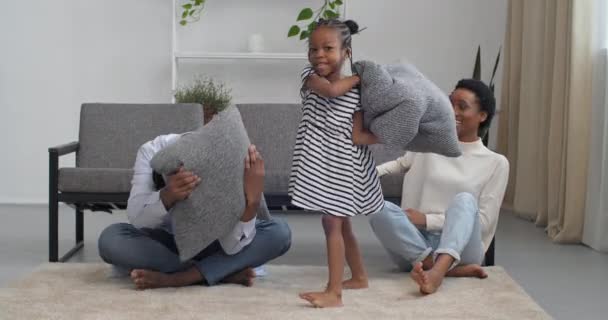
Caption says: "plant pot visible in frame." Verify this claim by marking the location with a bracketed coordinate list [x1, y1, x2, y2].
[203, 105, 217, 124]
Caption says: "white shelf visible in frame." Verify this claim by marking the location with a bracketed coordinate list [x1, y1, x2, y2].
[175, 52, 307, 60]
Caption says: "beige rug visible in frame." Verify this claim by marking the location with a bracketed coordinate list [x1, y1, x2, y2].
[0, 263, 551, 320]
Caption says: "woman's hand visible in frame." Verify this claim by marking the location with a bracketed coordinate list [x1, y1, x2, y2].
[405, 208, 427, 229]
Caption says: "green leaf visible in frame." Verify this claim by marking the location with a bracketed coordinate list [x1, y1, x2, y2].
[307, 22, 315, 32]
[335, 0, 343, 5]
[180, 20, 187, 26]
[194, 0, 204, 5]
[182, 3, 192, 9]
[489, 46, 501, 88]
[300, 30, 310, 40]
[324, 10, 338, 19]
[297, 8, 313, 21]
[329, 2, 335, 9]
[288, 25, 301, 37]
[472, 45, 481, 80]
[182, 10, 188, 19]
[189, 9, 196, 16]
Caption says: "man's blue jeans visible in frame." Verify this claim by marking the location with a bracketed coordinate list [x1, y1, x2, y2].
[97, 218, 291, 285]
[369, 193, 483, 271]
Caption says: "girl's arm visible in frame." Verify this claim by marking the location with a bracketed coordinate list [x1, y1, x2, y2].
[352, 111, 379, 145]
[306, 74, 360, 98]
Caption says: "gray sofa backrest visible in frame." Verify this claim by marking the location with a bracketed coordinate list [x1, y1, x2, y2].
[236, 104, 302, 193]
[77, 103, 203, 168]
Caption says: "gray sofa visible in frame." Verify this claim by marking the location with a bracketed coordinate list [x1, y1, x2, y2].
[236, 104, 405, 207]
[48, 103, 405, 262]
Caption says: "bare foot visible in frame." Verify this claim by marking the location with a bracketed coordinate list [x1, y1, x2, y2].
[342, 277, 369, 289]
[446, 264, 488, 279]
[221, 268, 256, 287]
[410, 262, 445, 295]
[299, 291, 343, 308]
[130, 269, 172, 290]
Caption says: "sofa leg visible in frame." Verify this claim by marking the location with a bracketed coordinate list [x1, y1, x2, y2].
[49, 199, 59, 262]
[76, 206, 84, 244]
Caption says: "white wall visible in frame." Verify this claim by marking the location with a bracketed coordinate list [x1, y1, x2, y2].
[0, 0, 507, 204]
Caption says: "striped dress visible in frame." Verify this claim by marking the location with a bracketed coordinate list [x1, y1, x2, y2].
[288, 66, 384, 217]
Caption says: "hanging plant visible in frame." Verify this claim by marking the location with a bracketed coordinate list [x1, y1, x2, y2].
[179, 0, 205, 26]
[287, 0, 345, 40]
[178, 0, 346, 42]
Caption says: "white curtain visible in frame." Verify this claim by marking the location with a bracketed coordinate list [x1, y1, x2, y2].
[583, 0, 608, 252]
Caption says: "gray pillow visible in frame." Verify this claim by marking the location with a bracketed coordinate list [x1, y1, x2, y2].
[353, 61, 461, 157]
[150, 106, 270, 261]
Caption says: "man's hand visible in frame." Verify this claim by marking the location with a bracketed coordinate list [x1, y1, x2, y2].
[159, 166, 201, 210]
[405, 208, 427, 229]
[242, 145, 265, 221]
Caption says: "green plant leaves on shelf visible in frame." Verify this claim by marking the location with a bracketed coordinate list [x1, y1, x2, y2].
[288, 25, 301, 37]
[297, 8, 314, 21]
[288, 1, 345, 41]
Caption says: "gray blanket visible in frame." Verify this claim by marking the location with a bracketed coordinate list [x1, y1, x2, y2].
[353, 61, 461, 157]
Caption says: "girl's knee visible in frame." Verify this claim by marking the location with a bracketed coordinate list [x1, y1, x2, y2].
[322, 215, 344, 235]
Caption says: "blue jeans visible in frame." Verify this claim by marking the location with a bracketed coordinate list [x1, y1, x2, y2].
[369, 193, 483, 271]
[97, 218, 291, 285]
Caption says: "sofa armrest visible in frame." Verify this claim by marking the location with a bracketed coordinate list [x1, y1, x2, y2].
[49, 141, 79, 156]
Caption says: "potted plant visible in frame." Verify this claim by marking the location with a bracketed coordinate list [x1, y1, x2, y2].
[174, 77, 232, 124]
[471, 45, 501, 145]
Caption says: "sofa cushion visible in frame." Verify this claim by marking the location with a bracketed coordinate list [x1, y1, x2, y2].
[354, 61, 461, 157]
[58, 168, 133, 193]
[150, 106, 270, 261]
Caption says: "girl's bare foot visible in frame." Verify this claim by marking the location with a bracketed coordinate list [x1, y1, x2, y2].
[221, 268, 256, 287]
[410, 262, 445, 295]
[342, 277, 369, 289]
[446, 264, 488, 278]
[299, 290, 343, 308]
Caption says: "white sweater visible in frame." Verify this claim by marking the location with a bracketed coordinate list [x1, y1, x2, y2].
[376, 139, 509, 252]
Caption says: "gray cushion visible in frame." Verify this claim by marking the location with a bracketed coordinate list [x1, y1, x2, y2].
[353, 61, 461, 157]
[236, 104, 302, 194]
[150, 106, 270, 261]
[77, 103, 203, 169]
[58, 168, 133, 193]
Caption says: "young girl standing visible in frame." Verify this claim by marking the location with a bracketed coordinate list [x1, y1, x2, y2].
[288, 18, 384, 308]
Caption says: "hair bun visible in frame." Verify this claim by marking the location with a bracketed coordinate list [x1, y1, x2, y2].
[344, 20, 359, 35]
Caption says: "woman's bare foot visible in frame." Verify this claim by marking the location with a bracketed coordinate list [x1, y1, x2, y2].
[410, 262, 445, 295]
[342, 277, 369, 289]
[299, 291, 343, 308]
[221, 268, 256, 287]
[130, 269, 174, 290]
[446, 264, 488, 278]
